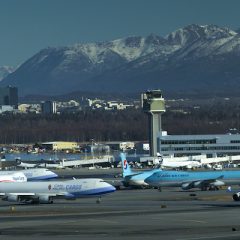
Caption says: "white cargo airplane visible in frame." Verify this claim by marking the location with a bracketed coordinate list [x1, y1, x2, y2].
[0, 168, 58, 181]
[0, 172, 27, 182]
[155, 154, 201, 169]
[160, 159, 202, 169]
[0, 178, 116, 204]
[16, 160, 62, 169]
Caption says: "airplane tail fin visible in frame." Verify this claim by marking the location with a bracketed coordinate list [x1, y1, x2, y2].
[0, 172, 27, 182]
[12, 172, 27, 182]
[120, 153, 133, 178]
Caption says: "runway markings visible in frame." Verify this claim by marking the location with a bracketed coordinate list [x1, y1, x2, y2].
[177, 232, 240, 240]
[87, 219, 119, 224]
[182, 219, 208, 224]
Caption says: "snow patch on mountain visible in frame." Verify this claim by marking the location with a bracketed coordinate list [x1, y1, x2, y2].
[2, 23, 240, 96]
[0, 66, 15, 81]
[215, 35, 240, 54]
[167, 24, 237, 46]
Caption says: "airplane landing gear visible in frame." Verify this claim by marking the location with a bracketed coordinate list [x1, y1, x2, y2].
[201, 185, 219, 191]
[201, 186, 208, 191]
[209, 186, 219, 191]
[96, 196, 101, 204]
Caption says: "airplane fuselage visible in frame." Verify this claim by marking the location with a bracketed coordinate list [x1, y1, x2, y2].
[0, 168, 58, 181]
[145, 170, 240, 187]
[0, 178, 116, 199]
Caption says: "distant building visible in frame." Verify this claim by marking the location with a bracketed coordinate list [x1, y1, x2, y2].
[0, 86, 18, 109]
[0, 105, 14, 113]
[106, 101, 134, 110]
[41, 141, 78, 151]
[41, 101, 57, 114]
[85, 143, 110, 153]
[158, 132, 240, 157]
[119, 142, 135, 150]
[18, 104, 29, 113]
[18, 103, 41, 114]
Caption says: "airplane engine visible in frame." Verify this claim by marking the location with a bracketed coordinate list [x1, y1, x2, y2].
[123, 181, 130, 187]
[181, 183, 193, 190]
[182, 181, 202, 190]
[2, 194, 20, 202]
[232, 192, 240, 201]
[211, 180, 225, 187]
[38, 195, 53, 204]
[193, 181, 202, 188]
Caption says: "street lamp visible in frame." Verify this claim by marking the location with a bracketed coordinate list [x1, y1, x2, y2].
[90, 139, 95, 159]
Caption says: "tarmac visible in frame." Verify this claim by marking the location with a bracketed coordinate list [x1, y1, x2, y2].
[0, 168, 240, 240]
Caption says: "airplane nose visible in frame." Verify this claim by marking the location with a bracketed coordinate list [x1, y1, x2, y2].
[50, 172, 58, 178]
[97, 180, 116, 194]
[105, 182, 116, 192]
[109, 184, 116, 192]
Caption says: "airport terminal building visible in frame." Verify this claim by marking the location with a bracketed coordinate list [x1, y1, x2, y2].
[159, 132, 240, 157]
[141, 90, 240, 158]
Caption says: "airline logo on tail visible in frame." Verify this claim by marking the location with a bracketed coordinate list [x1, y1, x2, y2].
[120, 153, 133, 178]
[123, 159, 128, 170]
[0, 172, 27, 182]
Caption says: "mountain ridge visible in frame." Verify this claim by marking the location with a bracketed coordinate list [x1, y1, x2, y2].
[1, 24, 240, 97]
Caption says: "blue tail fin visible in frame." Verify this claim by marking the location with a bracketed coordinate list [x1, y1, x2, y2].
[120, 153, 133, 178]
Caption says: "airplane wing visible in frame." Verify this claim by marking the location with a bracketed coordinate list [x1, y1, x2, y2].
[0, 192, 35, 196]
[125, 172, 143, 178]
[125, 170, 158, 179]
[0, 192, 67, 203]
[181, 175, 225, 190]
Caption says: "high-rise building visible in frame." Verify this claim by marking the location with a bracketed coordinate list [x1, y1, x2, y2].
[0, 86, 18, 109]
[41, 101, 57, 114]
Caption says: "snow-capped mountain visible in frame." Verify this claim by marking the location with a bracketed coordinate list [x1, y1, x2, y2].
[0, 66, 15, 81]
[2, 24, 240, 96]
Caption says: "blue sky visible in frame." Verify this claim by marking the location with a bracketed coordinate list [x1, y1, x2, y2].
[0, 0, 240, 66]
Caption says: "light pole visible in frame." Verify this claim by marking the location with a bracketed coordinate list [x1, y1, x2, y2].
[91, 139, 95, 159]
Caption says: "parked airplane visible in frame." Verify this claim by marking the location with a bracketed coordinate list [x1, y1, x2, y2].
[0, 172, 27, 182]
[16, 160, 63, 169]
[0, 178, 116, 204]
[120, 153, 161, 188]
[155, 154, 201, 169]
[145, 169, 240, 191]
[0, 168, 58, 181]
[16, 160, 40, 168]
[160, 159, 202, 169]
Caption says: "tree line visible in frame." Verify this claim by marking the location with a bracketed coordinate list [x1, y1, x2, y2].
[1, 100, 240, 144]
[0, 109, 148, 144]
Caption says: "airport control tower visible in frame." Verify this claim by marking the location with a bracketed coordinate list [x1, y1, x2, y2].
[141, 90, 165, 157]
